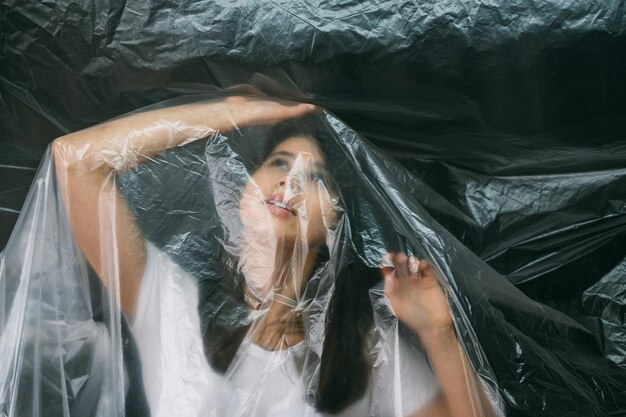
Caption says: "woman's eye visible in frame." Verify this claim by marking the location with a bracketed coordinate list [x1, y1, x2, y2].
[309, 172, 325, 183]
[269, 158, 290, 170]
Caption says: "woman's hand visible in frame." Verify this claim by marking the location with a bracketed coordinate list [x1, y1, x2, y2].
[381, 253, 453, 339]
[219, 95, 317, 127]
[383, 254, 499, 417]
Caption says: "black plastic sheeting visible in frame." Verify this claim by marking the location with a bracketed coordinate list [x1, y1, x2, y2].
[1, 1, 626, 416]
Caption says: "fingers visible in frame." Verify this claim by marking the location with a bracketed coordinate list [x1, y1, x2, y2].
[269, 101, 318, 123]
[266, 99, 316, 117]
[290, 102, 318, 116]
[381, 252, 439, 289]
[222, 96, 320, 127]
[380, 253, 398, 284]
[381, 252, 421, 279]
[408, 256, 420, 278]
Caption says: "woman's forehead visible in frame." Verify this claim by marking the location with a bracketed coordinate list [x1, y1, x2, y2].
[270, 136, 325, 162]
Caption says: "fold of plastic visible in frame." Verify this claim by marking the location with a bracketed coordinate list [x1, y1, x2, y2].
[1, 95, 625, 417]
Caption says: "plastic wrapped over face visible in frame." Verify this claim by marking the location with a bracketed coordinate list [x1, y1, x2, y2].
[0, 93, 622, 417]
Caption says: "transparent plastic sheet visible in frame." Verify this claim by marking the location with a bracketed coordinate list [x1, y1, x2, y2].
[2, 2, 626, 416]
[0, 94, 514, 417]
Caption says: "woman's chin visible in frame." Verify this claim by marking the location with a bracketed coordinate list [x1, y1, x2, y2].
[272, 229, 298, 246]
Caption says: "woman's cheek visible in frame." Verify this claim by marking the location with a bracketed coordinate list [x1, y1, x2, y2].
[301, 197, 326, 246]
[240, 185, 272, 236]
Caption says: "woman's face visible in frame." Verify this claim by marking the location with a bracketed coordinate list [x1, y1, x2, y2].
[240, 135, 336, 249]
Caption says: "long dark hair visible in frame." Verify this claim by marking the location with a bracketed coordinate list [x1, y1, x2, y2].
[198, 114, 380, 414]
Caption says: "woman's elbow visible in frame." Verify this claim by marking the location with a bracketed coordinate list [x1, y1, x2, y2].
[51, 136, 74, 168]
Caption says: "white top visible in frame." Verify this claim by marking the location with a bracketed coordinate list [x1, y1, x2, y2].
[131, 242, 440, 417]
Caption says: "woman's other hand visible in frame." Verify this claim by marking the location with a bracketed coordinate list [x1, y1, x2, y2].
[382, 255, 498, 417]
[381, 253, 453, 339]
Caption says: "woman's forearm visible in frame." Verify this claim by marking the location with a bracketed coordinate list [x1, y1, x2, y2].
[53, 96, 315, 171]
[419, 328, 495, 417]
[54, 98, 239, 172]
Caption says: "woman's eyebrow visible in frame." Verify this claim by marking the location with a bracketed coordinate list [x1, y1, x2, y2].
[269, 150, 296, 159]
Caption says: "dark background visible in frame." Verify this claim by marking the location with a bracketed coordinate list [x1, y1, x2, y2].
[2, 1, 626, 415]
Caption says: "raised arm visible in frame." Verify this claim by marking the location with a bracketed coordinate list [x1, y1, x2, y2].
[52, 96, 314, 319]
[382, 254, 497, 417]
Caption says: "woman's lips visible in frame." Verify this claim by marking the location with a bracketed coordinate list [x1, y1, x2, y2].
[264, 195, 296, 217]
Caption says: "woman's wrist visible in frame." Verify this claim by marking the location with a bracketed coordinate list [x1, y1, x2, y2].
[415, 325, 458, 351]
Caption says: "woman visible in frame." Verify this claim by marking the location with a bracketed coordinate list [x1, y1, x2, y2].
[52, 95, 497, 417]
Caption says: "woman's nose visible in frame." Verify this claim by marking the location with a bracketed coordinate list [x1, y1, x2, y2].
[278, 172, 293, 187]
[278, 176, 301, 194]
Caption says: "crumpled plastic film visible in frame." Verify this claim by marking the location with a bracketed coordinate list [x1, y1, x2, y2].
[3, 1, 626, 415]
[1, 93, 625, 417]
[1, 94, 510, 417]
